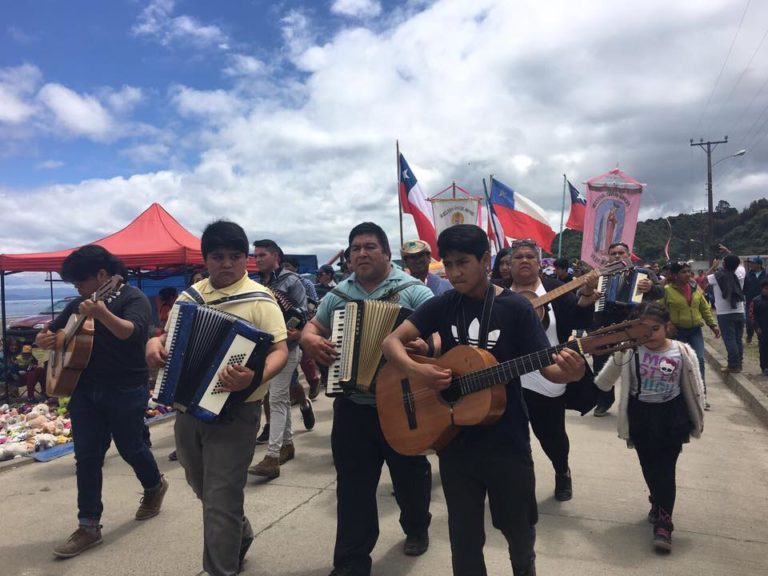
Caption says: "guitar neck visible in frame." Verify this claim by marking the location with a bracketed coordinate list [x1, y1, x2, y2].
[453, 340, 577, 394]
[527, 274, 591, 308]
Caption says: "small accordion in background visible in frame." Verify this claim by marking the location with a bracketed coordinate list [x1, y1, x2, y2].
[327, 300, 411, 397]
[153, 302, 274, 422]
[596, 268, 650, 311]
[271, 288, 307, 331]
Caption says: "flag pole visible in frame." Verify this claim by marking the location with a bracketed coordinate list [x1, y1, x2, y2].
[483, 177, 503, 253]
[557, 174, 566, 257]
[397, 140, 404, 248]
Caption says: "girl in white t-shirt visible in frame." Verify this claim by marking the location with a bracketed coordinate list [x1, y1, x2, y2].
[596, 302, 705, 553]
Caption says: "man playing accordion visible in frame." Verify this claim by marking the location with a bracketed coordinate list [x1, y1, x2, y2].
[146, 220, 288, 576]
[301, 222, 434, 576]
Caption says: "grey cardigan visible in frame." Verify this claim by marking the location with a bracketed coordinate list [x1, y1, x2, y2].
[595, 341, 705, 445]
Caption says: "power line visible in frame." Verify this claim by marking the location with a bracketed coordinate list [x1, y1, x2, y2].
[693, 0, 752, 135]
[708, 25, 768, 131]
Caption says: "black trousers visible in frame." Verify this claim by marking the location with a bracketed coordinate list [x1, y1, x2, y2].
[632, 431, 682, 517]
[759, 332, 768, 370]
[331, 396, 432, 575]
[439, 440, 537, 576]
[522, 388, 569, 475]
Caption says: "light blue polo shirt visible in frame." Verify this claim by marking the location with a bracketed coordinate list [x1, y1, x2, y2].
[315, 265, 434, 405]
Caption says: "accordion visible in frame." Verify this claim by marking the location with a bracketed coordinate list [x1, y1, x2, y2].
[596, 268, 650, 312]
[327, 300, 410, 397]
[271, 288, 306, 331]
[153, 302, 274, 422]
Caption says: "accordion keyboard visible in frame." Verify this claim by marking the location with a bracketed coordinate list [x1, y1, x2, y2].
[596, 275, 608, 312]
[326, 307, 348, 396]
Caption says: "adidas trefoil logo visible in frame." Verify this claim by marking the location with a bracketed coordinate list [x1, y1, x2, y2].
[451, 318, 500, 350]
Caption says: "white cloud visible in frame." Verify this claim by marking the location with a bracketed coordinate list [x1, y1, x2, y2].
[0, 63, 41, 124]
[37, 83, 114, 139]
[331, 0, 382, 19]
[223, 54, 265, 77]
[170, 85, 246, 119]
[104, 85, 144, 113]
[4, 0, 768, 260]
[132, 0, 228, 49]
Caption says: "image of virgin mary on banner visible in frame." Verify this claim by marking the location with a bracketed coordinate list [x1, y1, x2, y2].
[580, 168, 645, 269]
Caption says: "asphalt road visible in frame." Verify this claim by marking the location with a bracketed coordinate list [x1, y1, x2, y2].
[2, 366, 767, 576]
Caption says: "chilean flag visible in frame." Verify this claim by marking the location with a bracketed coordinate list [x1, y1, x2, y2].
[399, 153, 439, 257]
[565, 179, 586, 231]
[489, 177, 556, 253]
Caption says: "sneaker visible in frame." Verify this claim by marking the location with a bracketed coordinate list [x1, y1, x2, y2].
[135, 476, 169, 520]
[249, 455, 280, 479]
[279, 443, 295, 464]
[403, 532, 429, 556]
[309, 380, 321, 400]
[653, 526, 672, 551]
[300, 399, 316, 430]
[593, 404, 610, 417]
[704, 401, 711, 411]
[554, 469, 572, 501]
[255, 424, 270, 445]
[168, 450, 178, 461]
[53, 526, 103, 558]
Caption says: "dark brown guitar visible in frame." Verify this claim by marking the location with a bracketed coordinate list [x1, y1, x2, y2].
[376, 319, 652, 456]
[46, 276, 123, 397]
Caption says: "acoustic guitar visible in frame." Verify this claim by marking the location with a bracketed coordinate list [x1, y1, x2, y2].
[46, 276, 123, 397]
[515, 258, 633, 325]
[376, 318, 652, 456]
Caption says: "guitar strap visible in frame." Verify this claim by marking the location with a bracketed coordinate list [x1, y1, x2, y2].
[457, 283, 496, 349]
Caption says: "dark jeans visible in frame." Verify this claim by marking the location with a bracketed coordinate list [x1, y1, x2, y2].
[673, 326, 706, 395]
[745, 310, 755, 341]
[68, 379, 162, 523]
[632, 430, 683, 517]
[592, 353, 615, 409]
[759, 332, 768, 371]
[717, 313, 745, 369]
[331, 396, 432, 576]
[522, 388, 569, 474]
[439, 441, 537, 576]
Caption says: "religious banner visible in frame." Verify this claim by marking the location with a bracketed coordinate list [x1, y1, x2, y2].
[431, 197, 482, 236]
[580, 168, 645, 269]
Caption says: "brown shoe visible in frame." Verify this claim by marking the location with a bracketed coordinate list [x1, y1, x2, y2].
[279, 443, 295, 464]
[53, 526, 103, 558]
[249, 455, 280, 479]
[136, 476, 169, 520]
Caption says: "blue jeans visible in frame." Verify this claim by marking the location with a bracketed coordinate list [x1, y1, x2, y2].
[717, 313, 745, 369]
[673, 326, 706, 395]
[69, 379, 162, 523]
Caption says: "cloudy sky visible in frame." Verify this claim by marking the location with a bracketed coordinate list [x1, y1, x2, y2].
[2, 0, 768, 269]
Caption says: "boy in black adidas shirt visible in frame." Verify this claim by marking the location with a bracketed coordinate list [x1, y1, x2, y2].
[382, 225, 585, 576]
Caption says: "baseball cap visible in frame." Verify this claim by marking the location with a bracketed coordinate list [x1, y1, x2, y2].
[401, 239, 431, 257]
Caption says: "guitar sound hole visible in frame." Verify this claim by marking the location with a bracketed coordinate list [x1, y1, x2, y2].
[440, 383, 462, 404]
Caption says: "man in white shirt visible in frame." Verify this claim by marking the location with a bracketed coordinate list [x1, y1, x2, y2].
[707, 250, 746, 372]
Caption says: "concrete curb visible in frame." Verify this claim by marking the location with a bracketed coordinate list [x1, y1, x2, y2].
[0, 409, 176, 475]
[704, 341, 768, 427]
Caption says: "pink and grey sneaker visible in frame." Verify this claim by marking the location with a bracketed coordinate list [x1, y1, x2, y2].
[653, 508, 673, 552]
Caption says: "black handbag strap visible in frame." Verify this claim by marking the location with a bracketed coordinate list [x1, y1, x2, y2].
[457, 283, 496, 349]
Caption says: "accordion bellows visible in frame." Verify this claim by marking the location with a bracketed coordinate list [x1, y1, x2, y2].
[328, 300, 410, 396]
[153, 302, 274, 421]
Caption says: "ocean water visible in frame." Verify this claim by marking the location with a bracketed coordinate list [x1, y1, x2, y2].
[1, 299, 58, 324]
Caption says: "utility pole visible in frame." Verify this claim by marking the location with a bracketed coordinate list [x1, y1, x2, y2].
[690, 136, 728, 261]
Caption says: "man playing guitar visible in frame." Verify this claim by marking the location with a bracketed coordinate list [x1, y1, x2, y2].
[36, 245, 167, 559]
[382, 225, 585, 576]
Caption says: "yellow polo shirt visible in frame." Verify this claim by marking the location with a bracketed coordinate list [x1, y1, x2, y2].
[175, 273, 287, 402]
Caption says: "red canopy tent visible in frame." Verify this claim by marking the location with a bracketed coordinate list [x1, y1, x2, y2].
[0, 203, 205, 272]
